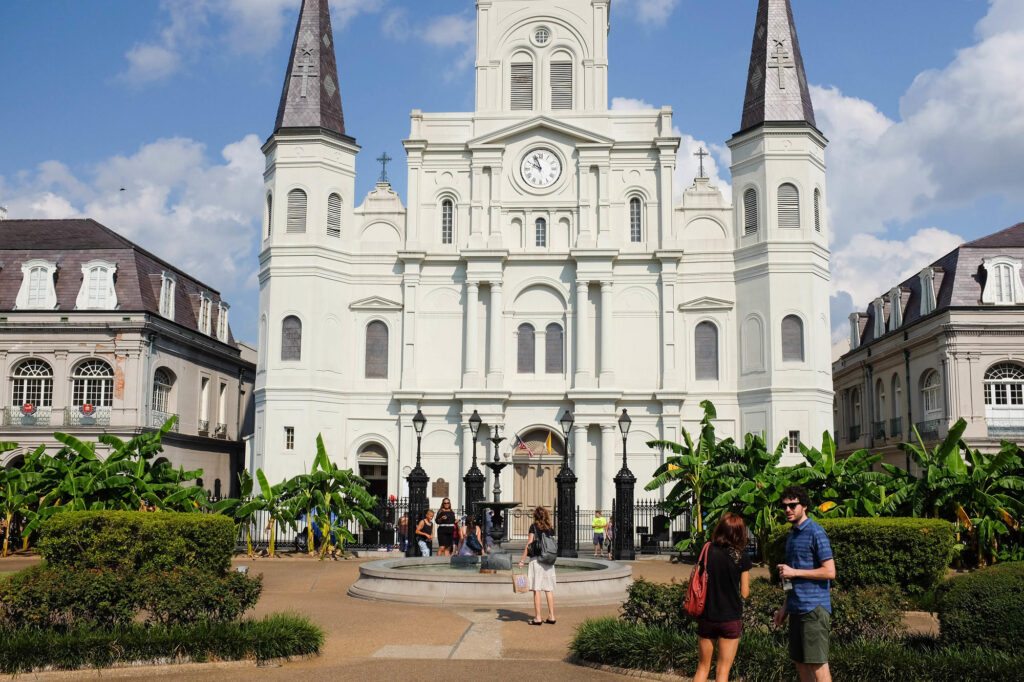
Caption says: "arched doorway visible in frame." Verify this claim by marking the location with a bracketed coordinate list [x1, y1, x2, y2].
[4, 454, 25, 470]
[357, 442, 389, 500]
[511, 428, 565, 538]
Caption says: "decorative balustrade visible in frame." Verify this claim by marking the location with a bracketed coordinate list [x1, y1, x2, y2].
[63, 407, 112, 427]
[915, 419, 942, 439]
[986, 418, 1024, 438]
[847, 425, 861, 443]
[198, 419, 210, 435]
[871, 421, 886, 440]
[3, 406, 51, 427]
[152, 411, 180, 432]
[214, 423, 228, 439]
[889, 417, 903, 438]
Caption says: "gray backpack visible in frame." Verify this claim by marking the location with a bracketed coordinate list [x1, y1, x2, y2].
[538, 532, 558, 565]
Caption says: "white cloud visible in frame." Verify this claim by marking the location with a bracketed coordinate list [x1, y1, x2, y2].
[421, 14, 475, 47]
[616, 0, 680, 26]
[611, 97, 731, 202]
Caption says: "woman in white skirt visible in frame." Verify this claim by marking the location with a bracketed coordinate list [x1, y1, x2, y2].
[517, 506, 556, 626]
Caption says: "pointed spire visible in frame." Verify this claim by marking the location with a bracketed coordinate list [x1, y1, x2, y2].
[274, 0, 347, 137]
[739, 0, 816, 133]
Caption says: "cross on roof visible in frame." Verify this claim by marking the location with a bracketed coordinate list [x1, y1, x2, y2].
[768, 39, 795, 89]
[377, 152, 393, 183]
[292, 46, 319, 98]
[694, 147, 709, 179]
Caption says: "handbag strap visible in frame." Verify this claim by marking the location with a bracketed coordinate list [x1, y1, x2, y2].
[697, 542, 711, 572]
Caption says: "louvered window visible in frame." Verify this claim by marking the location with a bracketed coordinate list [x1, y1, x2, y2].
[778, 184, 800, 229]
[535, 218, 547, 247]
[695, 322, 719, 380]
[550, 61, 572, 110]
[286, 189, 307, 233]
[813, 189, 821, 232]
[629, 197, 642, 243]
[545, 323, 563, 374]
[265, 195, 273, 238]
[365, 321, 389, 379]
[441, 199, 454, 244]
[327, 193, 342, 238]
[743, 189, 759, 235]
[511, 63, 534, 110]
[781, 315, 804, 362]
[517, 324, 535, 374]
[281, 316, 302, 361]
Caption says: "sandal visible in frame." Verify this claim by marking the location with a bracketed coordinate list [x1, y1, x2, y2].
[545, 618, 557, 624]
[529, 619, 543, 626]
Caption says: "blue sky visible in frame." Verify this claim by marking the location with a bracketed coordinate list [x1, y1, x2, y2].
[3, 0, 1023, 346]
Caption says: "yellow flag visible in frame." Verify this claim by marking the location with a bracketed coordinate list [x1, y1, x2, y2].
[546, 430, 553, 455]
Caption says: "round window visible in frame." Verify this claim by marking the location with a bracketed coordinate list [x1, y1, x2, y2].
[534, 27, 551, 45]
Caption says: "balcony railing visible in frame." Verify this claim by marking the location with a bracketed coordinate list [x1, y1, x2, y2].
[3, 406, 51, 427]
[198, 419, 210, 436]
[871, 421, 887, 440]
[890, 417, 903, 438]
[986, 419, 1024, 438]
[915, 419, 942, 439]
[214, 423, 228, 439]
[152, 411, 180, 432]
[847, 425, 861, 443]
[64, 407, 111, 427]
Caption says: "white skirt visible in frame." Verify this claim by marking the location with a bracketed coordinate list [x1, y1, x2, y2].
[528, 558, 556, 592]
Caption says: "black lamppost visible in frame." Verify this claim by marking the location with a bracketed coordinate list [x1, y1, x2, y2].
[406, 409, 428, 557]
[556, 409, 578, 558]
[463, 410, 485, 526]
[613, 409, 636, 561]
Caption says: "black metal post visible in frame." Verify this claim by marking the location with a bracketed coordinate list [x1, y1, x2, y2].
[406, 411, 429, 557]
[614, 409, 636, 561]
[556, 440, 578, 559]
[463, 425, 486, 528]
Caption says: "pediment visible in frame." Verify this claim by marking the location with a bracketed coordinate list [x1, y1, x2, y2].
[349, 296, 403, 311]
[469, 116, 614, 147]
[679, 296, 734, 312]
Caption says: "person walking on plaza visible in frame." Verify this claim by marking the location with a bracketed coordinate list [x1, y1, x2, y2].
[435, 498, 457, 557]
[773, 485, 836, 682]
[692, 513, 752, 682]
[415, 509, 435, 557]
[518, 506, 556, 626]
[592, 510, 608, 557]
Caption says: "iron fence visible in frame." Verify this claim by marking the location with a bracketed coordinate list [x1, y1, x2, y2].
[889, 417, 903, 438]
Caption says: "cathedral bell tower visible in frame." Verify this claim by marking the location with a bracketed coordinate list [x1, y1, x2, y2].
[727, 0, 833, 459]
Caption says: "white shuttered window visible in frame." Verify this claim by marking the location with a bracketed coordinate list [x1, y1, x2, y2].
[743, 189, 759, 235]
[813, 189, 822, 232]
[286, 189, 307, 233]
[695, 322, 719, 380]
[781, 315, 805, 362]
[326, 193, 342, 238]
[511, 63, 534, 110]
[778, 183, 800, 229]
[550, 61, 572, 110]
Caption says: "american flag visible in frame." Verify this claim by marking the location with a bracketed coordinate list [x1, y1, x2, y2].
[513, 433, 533, 457]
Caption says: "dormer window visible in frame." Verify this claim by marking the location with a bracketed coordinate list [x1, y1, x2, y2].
[919, 267, 937, 315]
[872, 298, 885, 338]
[159, 272, 176, 319]
[198, 293, 212, 335]
[217, 303, 230, 342]
[16, 259, 58, 310]
[981, 257, 1024, 305]
[887, 287, 903, 331]
[849, 312, 861, 350]
[76, 260, 117, 310]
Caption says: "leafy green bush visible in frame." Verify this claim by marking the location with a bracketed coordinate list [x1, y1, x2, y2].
[768, 517, 956, 593]
[937, 561, 1024, 649]
[0, 565, 262, 630]
[0, 613, 323, 674]
[620, 578, 689, 632]
[38, 511, 235, 574]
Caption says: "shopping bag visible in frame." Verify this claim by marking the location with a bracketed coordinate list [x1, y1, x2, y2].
[512, 566, 530, 594]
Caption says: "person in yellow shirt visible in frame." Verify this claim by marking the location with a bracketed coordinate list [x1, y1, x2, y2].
[592, 511, 608, 557]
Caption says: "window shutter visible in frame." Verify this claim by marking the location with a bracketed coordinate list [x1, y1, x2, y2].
[517, 324, 535, 373]
[743, 189, 759, 235]
[365, 321, 389, 378]
[550, 61, 572, 110]
[511, 63, 533, 110]
[281, 316, 302, 361]
[781, 315, 804, 362]
[266, 195, 273, 237]
[286, 189, 307, 233]
[327, 193, 342, 238]
[813, 189, 821, 232]
[695, 322, 719, 380]
[545, 323, 563, 374]
[778, 184, 800, 229]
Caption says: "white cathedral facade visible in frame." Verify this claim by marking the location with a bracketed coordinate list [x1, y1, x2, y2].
[254, 0, 833, 512]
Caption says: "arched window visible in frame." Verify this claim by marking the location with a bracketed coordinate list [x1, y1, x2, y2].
[11, 359, 53, 407]
[365, 321, 389, 379]
[875, 378, 886, 421]
[993, 263, 1015, 304]
[535, 218, 547, 247]
[921, 370, 941, 415]
[441, 199, 454, 245]
[892, 374, 903, 422]
[27, 265, 51, 308]
[545, 323, 563, 374]
[778, 183, 800, 229]
[152, 369, 175, 415]
[850, 388, 862, 427]
[281, 316, 302, 361]
[517, 323, 535, 374]
[984, 363, 1024, 408]
[694, 322, 719, 380]
[629, 197, 642, 243]
[743, 188, 759, 235]
[813, 189, 822, 232]
[326, 193, 342, 238]
[511, 60, 534, 110]
[286, 189, 307, 233]
[781, 315, 804, 362]
[265, 194, 273, 238]
[72, 359, 114, 407]
[550, 57, 572, 110]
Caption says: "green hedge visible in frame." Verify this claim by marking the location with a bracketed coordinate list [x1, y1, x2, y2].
[37, 511, 235, 574]
[0, 565, 262, 630]
[571, 619, 1024, 682]
[938, 562, 1024, 649]
[0, 613, 322, 674]
[768, 517, 956, 593]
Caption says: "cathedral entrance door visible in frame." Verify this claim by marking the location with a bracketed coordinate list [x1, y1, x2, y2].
[511, 460, 558, 540]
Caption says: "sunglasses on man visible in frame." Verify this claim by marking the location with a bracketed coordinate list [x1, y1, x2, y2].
[782, 502, 803, 510]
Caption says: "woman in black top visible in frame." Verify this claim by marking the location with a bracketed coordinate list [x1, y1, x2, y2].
[693, 512, 751, 682]
[435, 498, 457, 557]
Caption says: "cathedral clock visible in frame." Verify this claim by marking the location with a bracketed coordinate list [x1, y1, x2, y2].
[520, 148, 562, 189]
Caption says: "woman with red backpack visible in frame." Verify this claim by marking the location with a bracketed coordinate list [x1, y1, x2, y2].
[692, 512, 752, 682]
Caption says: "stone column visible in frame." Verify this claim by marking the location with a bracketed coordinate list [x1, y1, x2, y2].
[574, 281, 592, 387]
[600, 423, 617, 511]
[573, 423, 592, 510]
[464, 282, 481, 387]
[487, 282, 504, 387]
[599, 281, 614, 387]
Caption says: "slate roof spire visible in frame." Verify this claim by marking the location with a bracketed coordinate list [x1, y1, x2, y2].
[274, 0, 347, 137]
[739, 0, 816, 133]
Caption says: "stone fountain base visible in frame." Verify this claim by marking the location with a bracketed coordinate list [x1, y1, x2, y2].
[348, 557, 632, 607]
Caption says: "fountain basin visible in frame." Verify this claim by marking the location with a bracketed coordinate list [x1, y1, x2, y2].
[348, 557, 632, 607]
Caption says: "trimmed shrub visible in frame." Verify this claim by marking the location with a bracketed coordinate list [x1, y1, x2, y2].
[768, 517, 956, 593]
[937, 561, 1024, 649]
[139, 568, 263, 626]
[620, 578, 689, 632]
[38, 511, 235, 574]
[0, 613, 323, 674]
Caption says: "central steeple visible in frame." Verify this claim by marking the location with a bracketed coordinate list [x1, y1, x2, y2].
[274, 0, 347, 137]
[739, 0, 816, 133]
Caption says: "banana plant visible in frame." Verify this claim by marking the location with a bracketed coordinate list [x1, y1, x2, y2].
[0, 456, 36, 557]
[303, 435, 378, 560]
[796, 432, 887, 518]
[251, 469, 290, 557]
[214, 470, 257, 556]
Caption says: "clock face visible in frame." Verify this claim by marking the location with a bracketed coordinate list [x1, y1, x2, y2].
[521, 149, 562, 189]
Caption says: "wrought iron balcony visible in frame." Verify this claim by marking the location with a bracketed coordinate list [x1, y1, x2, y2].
[152, 411, 180, 432]
[214, 423, 228, 439]
[915, 419, 942, 439]
[847, 425, 861, 443]
[198, 419, 210, 436]
[871, 421, 887, 440]
[64, 407, 111, 427]
[3, 406, 51, 427]
[889, 417, 903, 438]
[986, 419, 1024, 438]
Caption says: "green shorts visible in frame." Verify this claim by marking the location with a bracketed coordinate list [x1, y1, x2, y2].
[789, 605, 830, 665]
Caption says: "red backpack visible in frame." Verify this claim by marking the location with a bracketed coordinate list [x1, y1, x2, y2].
[684, 542, 711, 618]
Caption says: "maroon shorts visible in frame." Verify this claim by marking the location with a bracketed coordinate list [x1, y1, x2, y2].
[697, 618, 743, 640]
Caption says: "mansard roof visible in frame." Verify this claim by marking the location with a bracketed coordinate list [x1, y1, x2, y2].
[274, 0, 347, 138]
[0, 218, 234, 344]
[739, 0, 817, 133]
